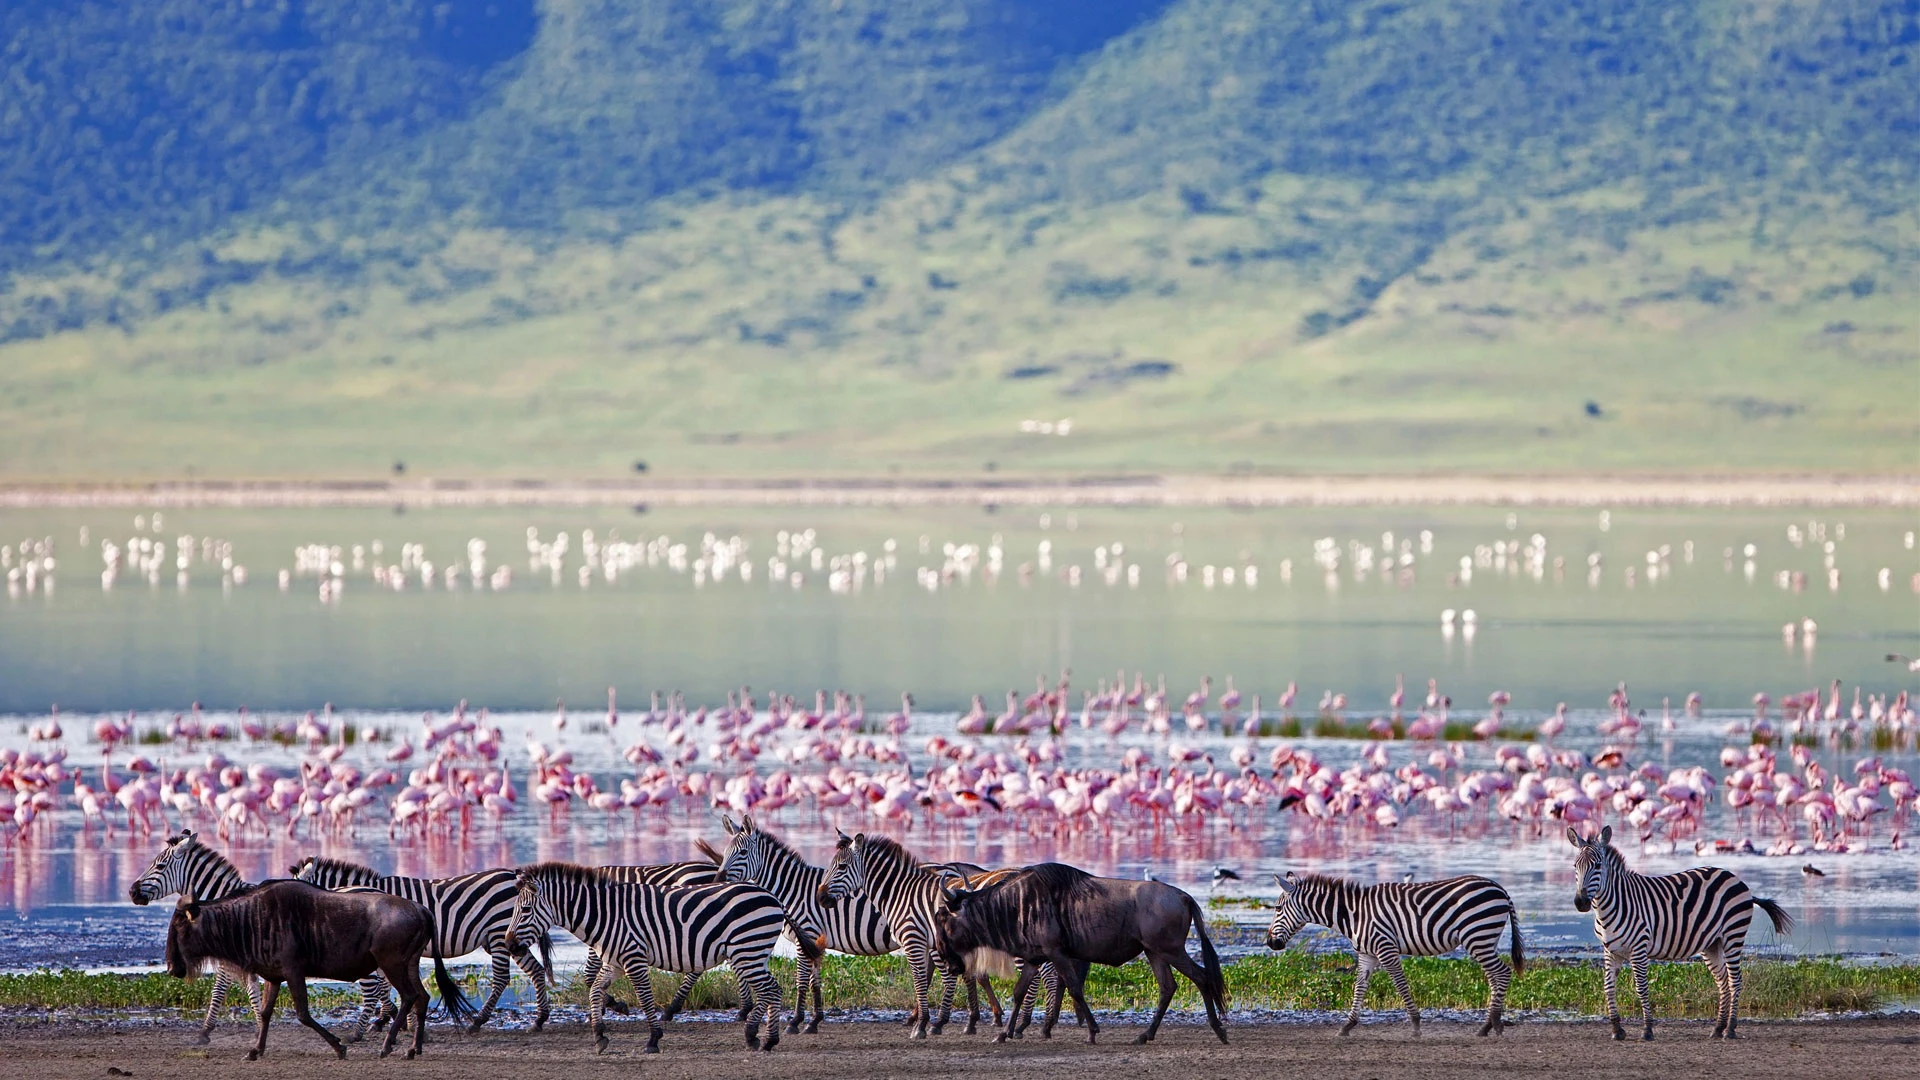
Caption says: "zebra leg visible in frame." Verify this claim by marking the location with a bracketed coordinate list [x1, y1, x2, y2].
[1471, 940, 1511, 1036]
[1725, 953, 1745, 1039]
[1630, 950, 1654, 1041]
[1136, 954, 1179, 1044]
[587, 960, 620, 1054]
[806, 953, 826, 1034]
[583, 950, 626, 1015]
[468, 951, 514, 1032]
[1040, 963, 1067, 1039]
[1342, 954, 1375, 1036]
[787, 952, 813, 1035]
[739, 959, 783, 1052]
[904, 942, 934, 1039]
[661, 970, 700, 1021]
[349, 975, 385, 1041]
[1704, 948, 1730, 1038]
[513, 948, 552, 1031]
[199, 969, 234, 1044]
[1379, 951, 1419, 1034]
[929, 954, 961, 1035]
[619, 957, 666, 1055]
[1602, 952, 1626, 1040]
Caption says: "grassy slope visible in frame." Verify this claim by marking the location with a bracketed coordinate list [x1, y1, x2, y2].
[0, 1, 1914, 480]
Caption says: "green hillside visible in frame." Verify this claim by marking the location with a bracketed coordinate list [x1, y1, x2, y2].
[1, 1, 1915, 479]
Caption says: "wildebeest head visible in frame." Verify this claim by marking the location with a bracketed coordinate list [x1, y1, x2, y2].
[818, 830, 864, 908]
[164, 896, 204, 979]
[1568, 825, 1613, 913]
[931, 876, 983, 974]
[504, 868, 552, 958]
[130, 829, 199, 905]
[1265, 872, 1310, 951]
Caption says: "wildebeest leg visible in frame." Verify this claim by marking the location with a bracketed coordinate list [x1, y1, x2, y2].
[1136, 955, 1178, 1044]
[383, 952, 431, 1059]
[1056, 959, 1100, 1043]
[979, 974, 1003, 1028]
[620, 955, 666, 1054]
[995, 964, 1039, 1044]
[1165, 949, 1227, 1043]
[246, 980, 280, 1061]
[286, 976, 347, 1060]
[513, 948, 552, 1031]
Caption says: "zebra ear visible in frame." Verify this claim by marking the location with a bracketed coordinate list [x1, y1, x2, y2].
[835, 829, 851, 846]
[722, 815, 739, 836]
[742, 813, 756, 833]
[1566, 826, 1583, 847]
[1600, 824, 1612, 846]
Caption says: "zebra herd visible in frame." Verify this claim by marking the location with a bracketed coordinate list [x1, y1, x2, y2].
[130, 821, 1793, 1057]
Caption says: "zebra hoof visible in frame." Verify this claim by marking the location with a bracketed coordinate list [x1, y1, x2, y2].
[641, 1044, 660, 1055]
[604, 997, 631, 1016]
[1726, 1029, 1741, 1040]
[466, 1021, 485, 1035]
[1611, 1026, 1626, 1041]
[1643, 1030, 1655, 1042]
[594, 1037, 610, 1055]
[196, 1033, 212, 1047]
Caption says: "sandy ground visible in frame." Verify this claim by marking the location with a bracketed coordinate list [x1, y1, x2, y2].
[1, 473, 1914, 508]
[3, 1014, 1913, 1080]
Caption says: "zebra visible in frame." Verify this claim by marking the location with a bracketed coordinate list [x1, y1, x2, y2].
[290, 855, 554, 1034]
[820, 830, 1059, 1039]
[578, 859, 725, 1019]
[1569, 825, 1793, 1040]
[713, 814, 899, 1034]
[503, 861, 801, 1054]
[128, 829, 266, 1044]
[1266, 870, 1523, 1036]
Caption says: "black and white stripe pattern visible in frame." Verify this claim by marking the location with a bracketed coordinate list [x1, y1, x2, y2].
[291, 856, 553, 1034]
[822, 831, 1052, 1039]
[1569, 825, 1792, 1040]
[505, 862, 786, 1054]
[1268, 870, 1523, 1036]
[128, 830, 263, 1042]
[580, 860, 724, 1018]
[716, 815, 897, 1034]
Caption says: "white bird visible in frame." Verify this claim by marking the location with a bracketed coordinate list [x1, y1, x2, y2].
[1887, 653, 1920, 673]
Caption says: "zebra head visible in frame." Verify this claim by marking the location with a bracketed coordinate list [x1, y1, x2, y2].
[130, 829, 200, 905]
[1265, 872, 1310, 950]
[717, 814, 766, 886]
[504, 867, 554, 959]
[1568, 824, 1614, 912]
[819, 830, 865, 908]
[288, 856, 321, 883]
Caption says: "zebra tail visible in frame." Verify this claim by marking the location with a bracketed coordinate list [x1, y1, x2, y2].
[694, 838, 725, 866]
[790, 918, 826, 964]
[537, 931, 555, 986]
[1754, 896, 1794, 937]
[1182, 893, 1229, 1011]
[427, 914, 476, 1023]
[1508, 906, 1525, 977]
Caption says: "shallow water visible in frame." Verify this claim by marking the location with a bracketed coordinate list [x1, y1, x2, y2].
[0, 504, 1915, 970]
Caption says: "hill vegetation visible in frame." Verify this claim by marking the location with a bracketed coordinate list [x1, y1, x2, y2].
[1, 1, 1914, 479]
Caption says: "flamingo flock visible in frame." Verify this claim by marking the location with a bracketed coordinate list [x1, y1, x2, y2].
[4, 674, 1916, 867]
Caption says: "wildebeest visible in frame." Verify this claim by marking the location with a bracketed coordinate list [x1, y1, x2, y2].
[932, 862, 1228, 1045]
[165, 879, 473, 1060]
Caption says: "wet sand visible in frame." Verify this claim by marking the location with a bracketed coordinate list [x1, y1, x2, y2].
[2, 1014, 1912, 1080]
[1, 473, 1914, 509]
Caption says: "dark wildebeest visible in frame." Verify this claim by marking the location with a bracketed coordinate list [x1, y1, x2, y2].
[165, 879, 473, 1060]
[932, 862, 1228, 1046]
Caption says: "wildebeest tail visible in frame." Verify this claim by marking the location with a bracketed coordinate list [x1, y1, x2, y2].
[426, 913, 476, 1023]
[1182, 893, 1228, 1010]
[1754, 896, 1794, 937]
[1508, 905, 1525, 977]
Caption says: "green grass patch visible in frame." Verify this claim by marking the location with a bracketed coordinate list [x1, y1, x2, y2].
[12, 957, 1915, 1020]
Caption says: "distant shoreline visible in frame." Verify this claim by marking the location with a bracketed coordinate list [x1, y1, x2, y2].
[1, 474, 1914, 509]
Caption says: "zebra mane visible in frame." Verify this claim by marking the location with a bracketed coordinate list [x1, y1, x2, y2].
[856, 834, 920, 871]
[521, 861, 608, 887]
[307, 856, 379, 880]
[745, 825, 811, 867]
[170, 833, 243, 881]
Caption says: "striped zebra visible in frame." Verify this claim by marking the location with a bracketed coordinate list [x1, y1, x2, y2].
[1267, 870, 1523, 1036]
[291, 856, 554, 1034]
[580, 859, 725, 1020]
[503, 862, 799, 1054]
[820, 830, 1056, 1039]
[1569, 825, 1792, 1040]
[128, 829, 265, 1043]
